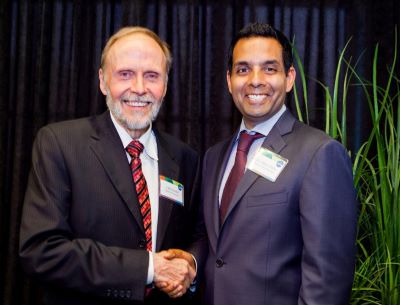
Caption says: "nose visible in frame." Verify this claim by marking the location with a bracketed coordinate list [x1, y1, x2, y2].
[249, 69, 264, 88]
[130, 75, 146, 95]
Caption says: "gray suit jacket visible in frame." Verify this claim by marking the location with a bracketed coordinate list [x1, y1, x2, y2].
[19, 111, 200, 305]
[191, 110, 358, 305]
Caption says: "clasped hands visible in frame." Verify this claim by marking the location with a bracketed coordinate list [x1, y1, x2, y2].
[153, 249, 196, 298]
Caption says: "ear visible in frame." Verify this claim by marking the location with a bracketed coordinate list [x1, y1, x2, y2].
[226, 70, 233, 94]
[98, 69, 107, 96]
[285, 66, 296, 93]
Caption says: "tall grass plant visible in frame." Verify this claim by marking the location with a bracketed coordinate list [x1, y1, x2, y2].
[292, 30, 400, 304]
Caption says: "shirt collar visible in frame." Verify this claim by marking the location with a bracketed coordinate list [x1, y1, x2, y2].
[109, 112, 158, 161]
[238, 104, 286, 139]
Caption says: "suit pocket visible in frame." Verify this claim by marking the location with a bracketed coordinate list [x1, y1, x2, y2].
[246, 191, 288, 207]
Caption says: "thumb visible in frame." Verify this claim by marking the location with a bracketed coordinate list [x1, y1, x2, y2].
[163, 249, 177, 260]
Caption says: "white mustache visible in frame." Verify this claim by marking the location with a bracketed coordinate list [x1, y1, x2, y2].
[121, 94, 156, 103]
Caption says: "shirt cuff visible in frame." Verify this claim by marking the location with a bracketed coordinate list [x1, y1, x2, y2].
[147, 251, 154, 285]
[191, 254, 198, 274]
[189, 254, 198, 292]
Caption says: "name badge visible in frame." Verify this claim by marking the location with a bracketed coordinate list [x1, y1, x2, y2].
[247, 147, 288, 182]
[159, 175, 184, 206]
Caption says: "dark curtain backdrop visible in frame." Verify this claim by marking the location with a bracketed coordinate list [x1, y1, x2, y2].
[0, 0, 399, 304]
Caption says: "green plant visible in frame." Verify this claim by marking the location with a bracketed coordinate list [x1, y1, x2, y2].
[292, 29, 400, 305]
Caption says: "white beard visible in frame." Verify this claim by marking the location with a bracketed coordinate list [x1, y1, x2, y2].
[106, 91, 162, 132]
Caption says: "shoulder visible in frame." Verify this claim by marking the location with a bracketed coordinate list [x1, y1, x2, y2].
[266, 110, 343, 157]
[273, 112, 350, 163]
[205, 137, 232, 156]
[36, 112, 111, 141]
[202, 137, 233, 170]
[38, 116, 93, 138]
[288, 121, 350, 165]
[32, 114, 112, 155]
[34, 117, 91, 147]
[281, 115, 343, 149]
[155, 129, 199, 161]
[293, 121, 333, 143]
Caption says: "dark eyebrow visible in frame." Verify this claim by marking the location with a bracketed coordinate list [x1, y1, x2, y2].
[262, 60, 279, 66]
[233, 59, 280, 67]
[233, 61, 250, 67]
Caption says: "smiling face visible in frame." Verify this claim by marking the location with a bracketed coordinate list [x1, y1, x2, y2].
[227, 37, 296, 129]
[99, 33, 167, 138]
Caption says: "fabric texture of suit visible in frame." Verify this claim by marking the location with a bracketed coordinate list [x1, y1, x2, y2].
[19, 111, 200, 305]
[190, 110, 358, 305]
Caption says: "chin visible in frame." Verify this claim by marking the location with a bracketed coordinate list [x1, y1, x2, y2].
[124, 119, 152, 132]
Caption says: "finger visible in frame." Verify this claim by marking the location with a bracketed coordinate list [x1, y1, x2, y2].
[163, 250, 176, 260]
[170, 249, 185, 258]
[154, 281, 167, 289]
[170, 291, 184, 299]
[155, 279, 178, 291]
[160, 282, 179, 294]
[188, 265, 196, 282]
[169, 285, 186, 298]
[172, 250, 196, 269]
[169, 285, 182, 296]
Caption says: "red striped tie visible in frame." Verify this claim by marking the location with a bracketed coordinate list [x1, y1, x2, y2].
[126, 140, 152, 252]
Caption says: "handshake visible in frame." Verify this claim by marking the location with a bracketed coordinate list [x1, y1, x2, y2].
[153, 249, 196, 298]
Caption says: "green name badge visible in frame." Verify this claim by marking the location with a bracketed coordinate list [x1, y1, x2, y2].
[247, 147, 288, 182]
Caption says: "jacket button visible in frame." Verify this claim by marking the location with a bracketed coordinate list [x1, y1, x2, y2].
[216, 258, 225, 268]
[138, 240, 146, 248]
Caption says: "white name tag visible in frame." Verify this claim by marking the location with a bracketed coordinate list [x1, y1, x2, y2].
[159, 175, 184, 206]
[247, 147, 288, 182]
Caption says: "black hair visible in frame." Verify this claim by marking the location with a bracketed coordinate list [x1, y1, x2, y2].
[227, 22, 293, 75]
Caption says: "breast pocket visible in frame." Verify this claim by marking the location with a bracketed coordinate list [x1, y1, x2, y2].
[246, 191, 288, 207]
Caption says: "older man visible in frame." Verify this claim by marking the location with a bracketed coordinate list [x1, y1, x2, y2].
[19, 27, 199, 305]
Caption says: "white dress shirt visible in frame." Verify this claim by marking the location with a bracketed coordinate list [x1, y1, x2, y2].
[218, 105, 287, 204]
[110, 113, 158, 284]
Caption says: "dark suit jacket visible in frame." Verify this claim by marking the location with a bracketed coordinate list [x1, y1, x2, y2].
[19, 111, 200, 305]
[190, 110, 358, 305]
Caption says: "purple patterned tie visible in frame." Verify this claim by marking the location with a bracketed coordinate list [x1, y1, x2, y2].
[220, 131, 264, 222]
[126, 140, 152, 252]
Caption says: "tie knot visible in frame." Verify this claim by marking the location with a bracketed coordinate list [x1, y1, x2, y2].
[126, 140, 144, 158]
[237, 132, 263, 154]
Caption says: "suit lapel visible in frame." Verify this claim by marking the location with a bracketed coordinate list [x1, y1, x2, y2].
[221, 111, 295, 227]
[208, 138, 234, 239]
[154, 130, 179, 251]
[88, 112, 145, 234]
